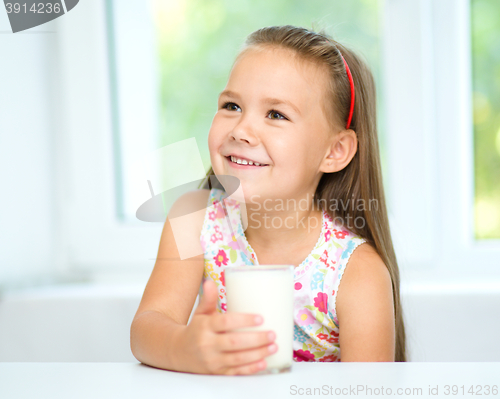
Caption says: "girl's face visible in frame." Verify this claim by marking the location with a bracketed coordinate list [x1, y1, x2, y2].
[208, 46, 335, 204]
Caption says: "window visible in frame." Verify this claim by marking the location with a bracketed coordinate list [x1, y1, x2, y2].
[471, 0, 500, 239]
[380, 0, 500, 272]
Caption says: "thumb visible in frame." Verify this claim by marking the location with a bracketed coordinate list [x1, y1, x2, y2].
[195, 279, 218, 315]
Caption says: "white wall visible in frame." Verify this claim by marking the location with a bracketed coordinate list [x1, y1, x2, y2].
[0, 10, 59, 290]
[0, 284, 139, 362]
[402, 287, 500, 362]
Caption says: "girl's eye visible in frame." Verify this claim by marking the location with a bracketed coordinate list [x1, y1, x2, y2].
[268, 110, 287, 120]
[222, 102, 241, 111]
[221, 102, 288, 120]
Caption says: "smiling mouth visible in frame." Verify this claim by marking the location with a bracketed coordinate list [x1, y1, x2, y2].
[226, 156, 269, 167]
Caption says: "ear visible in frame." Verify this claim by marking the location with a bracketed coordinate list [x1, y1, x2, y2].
[319, 130, 358, 173]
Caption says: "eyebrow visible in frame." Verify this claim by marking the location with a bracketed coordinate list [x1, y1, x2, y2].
[218, 90, 301, 116]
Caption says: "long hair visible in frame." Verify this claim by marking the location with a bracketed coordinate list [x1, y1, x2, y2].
[199, 25, 407, 362]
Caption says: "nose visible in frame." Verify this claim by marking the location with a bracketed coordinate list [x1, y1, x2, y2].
[230, 116, 259, 145]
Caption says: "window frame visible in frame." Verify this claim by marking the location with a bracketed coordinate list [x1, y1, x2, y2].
[55, 0, 163, 280]
[383, 0, 500, 282]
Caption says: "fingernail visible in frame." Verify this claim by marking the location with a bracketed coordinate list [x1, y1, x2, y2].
[268, 331, 275, 341]
[268, 344, 278, 353]
[254, 316, 263, 324]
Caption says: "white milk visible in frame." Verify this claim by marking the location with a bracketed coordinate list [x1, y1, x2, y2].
[225, 265, 294, 373]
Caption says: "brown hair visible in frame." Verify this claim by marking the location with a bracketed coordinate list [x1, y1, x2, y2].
[199, 25, 407, 362]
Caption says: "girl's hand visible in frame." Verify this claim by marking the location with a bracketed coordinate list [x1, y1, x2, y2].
[181, 279, 277, 375]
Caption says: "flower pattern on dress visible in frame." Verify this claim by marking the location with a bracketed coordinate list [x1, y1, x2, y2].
[296, 308, 316, 326]
[200, 188, 367, 360]
[319, 354, 338, 362]
[317, 333, 329, 341]
[210, 225, 223, 243]
[334, 229, 349, 240]
[314, 292, 328, 314]
[310, 270, 324, 290]
[213, 250, 228, 267]
[294, 324, 309, 343]
[341, 240, 357, 260]
[294, 349, 315, 362]
[319, 249, 329, 266]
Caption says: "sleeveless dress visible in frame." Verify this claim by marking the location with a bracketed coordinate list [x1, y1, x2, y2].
[199, 188, 367, 362]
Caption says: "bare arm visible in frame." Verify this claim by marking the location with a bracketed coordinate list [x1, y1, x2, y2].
[336, 243, 396, 361]
[130, 189, 276, 374]
[130, 189, 208, 371]
[131, 309, 190, 371]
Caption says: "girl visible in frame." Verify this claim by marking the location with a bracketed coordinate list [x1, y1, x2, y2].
[130, 25, 406, 375]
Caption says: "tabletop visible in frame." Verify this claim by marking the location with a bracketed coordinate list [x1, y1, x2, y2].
[1, 362, 499, 398]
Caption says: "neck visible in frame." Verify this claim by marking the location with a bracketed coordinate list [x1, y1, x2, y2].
[240, 194, 323, 251]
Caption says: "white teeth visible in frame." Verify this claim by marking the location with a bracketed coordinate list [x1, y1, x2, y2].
[229, 155, 265, 166]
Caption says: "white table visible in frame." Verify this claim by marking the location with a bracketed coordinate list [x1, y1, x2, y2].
[0, 362, 499, 398]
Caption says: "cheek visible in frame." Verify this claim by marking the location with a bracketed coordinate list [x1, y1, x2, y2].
[272, 137, 308, 168]
[207, 131, 216, 155]
[208, 118, 223, 152]
[208, 116, 231, 175]
[208, 114, 228, 143]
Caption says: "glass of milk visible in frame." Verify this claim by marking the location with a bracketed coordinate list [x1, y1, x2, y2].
[224, 265, 294, 374]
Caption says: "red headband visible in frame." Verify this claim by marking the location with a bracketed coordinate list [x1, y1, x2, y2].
[339, 53, 355, 129]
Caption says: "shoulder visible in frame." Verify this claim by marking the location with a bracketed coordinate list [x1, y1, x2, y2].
[344, 242, 387, 274]
[336, 243, 394, 320]
[164, 189, 211, 261]
[335, 242, 396, 361]
[323, 213, 366, 256]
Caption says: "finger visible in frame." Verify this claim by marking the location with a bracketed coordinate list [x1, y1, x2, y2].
[222, 343, 278, 369]
[221, 359, 267, 376]
[217, 330, 275, 352]
[195, 279, 218, 316]
[210, 312, 264, 333]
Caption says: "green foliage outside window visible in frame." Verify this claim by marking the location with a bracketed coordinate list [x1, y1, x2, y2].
[471, 0, 500, 239]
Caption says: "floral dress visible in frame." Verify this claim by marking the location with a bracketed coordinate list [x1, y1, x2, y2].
[200, 188, 366, 362]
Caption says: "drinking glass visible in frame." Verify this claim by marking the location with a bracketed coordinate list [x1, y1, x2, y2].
[225, 265, 294, 374]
